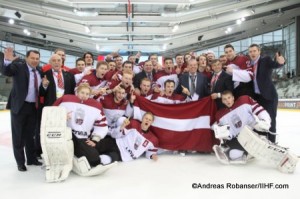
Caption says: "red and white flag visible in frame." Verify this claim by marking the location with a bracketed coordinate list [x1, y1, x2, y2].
[133, 96, 217, 152]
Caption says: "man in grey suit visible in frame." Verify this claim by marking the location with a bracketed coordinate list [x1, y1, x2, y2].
[176, 59, 210, 101]
[0, 48, 42, 171]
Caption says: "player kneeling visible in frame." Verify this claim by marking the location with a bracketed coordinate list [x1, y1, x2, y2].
[212, 90, 298, 173]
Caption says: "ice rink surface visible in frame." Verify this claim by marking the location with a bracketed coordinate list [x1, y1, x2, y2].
[0, 110, 299, 199]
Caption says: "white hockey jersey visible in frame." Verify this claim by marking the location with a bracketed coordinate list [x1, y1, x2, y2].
[215, 95, 271, 138]
[53, 94, 108, 140]
[111, 119, 158, 162]
[100, 93, 127, 132]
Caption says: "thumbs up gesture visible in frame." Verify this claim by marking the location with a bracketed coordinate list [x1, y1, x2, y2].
[42, 75, 49, 87]
[181, 85, 190, 96]
[275, 52, 285, 65]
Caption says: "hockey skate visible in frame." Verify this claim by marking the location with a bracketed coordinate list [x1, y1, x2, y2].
[40, 107, 74, 182]
[238, 125, 298, 173]
[213, 145, 253, 165]
[213, 145, 230, 164]
[72, 156, 117, 177]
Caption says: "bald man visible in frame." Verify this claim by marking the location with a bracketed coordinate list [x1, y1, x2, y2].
[39, 54, 75, 106]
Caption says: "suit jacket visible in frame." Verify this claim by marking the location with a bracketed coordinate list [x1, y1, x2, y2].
[256, 56, 283, 101]
[39, 69, 76, 106]
[211, 71, 234, 109]
[0, 57, 43, 114]
[133, 70, 156, 89]
[176, 72, 209, 100]
[0, 52, 3, 70]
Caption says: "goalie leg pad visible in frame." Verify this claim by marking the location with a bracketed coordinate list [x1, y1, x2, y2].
[237, 126, 298, 173]
[41, 107, 74, 182]
[73, 156, 117, 177]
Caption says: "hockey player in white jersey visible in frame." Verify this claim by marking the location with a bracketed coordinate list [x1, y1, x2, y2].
[100, 85, 128, 135]
[95, 112, 159, 163]
[212, 90, 298, 173]
[53, 83, 116, 176]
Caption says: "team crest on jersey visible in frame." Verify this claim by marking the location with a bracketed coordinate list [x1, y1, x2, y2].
[231, 114, 242, 128]
[142, 140, 149, 147]
[134, 137, 142, 150]
[75, 108, 85, 125]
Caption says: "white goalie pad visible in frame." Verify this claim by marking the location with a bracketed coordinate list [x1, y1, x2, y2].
[212, 124, 231, 140]
[40, 107, 74, 182]
[72, 156, 117, 177]
[237, 126, 298, 173]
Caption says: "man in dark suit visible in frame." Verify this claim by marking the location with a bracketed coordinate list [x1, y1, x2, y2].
[133, 60, 155, 92]
[176, 59, 209, 101]
[210, 59, 233, 109]
[36, 54, 75, 156]
[39, 54, 76, 106]
[248, 44, 285, 143]
[0, 48, 42, 171]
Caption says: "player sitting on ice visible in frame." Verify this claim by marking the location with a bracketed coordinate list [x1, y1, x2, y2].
[53, 83, 117, 176]
[212, 90, 298, 173]
[97, 112, 159, 163]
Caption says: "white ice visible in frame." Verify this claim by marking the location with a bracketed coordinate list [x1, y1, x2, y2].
[0, 110, 299, 199]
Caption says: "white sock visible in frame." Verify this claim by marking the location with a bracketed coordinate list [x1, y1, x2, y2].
[99, 155, 112, 165]
[229, 149, 244, 160]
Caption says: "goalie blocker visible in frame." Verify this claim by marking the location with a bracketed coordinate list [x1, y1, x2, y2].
[237, 126, 298, 173]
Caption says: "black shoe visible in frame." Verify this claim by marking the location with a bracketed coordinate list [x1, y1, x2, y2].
[27, 160, 42, 166]
[18, 165, 27, 172]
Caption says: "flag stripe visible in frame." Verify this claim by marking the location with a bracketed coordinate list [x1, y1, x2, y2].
[134, 107, 210, 131]
[133, 95, 217, 151]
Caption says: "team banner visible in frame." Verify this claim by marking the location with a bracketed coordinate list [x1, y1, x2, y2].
[133, 96, 217, 152]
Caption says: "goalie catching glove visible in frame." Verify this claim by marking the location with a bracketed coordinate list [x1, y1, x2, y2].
[212, 123, 232, 140]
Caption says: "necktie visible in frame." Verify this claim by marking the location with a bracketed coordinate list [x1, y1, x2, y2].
[147, 73, 152, 81]
[57, 71, 64, 89]
[210, 74, 219, 92]
[190, 75, 196, 96]
[32, 69, 38, 109]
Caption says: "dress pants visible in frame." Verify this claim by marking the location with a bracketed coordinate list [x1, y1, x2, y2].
[10, 102, 38, 166]
[254, 94, 278, 143]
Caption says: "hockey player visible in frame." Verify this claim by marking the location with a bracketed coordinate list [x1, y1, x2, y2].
[78, 61, 109, 100]
[100, 85, 128, 135]
[150, 79, 187, 104]
[212, 90, 298, 173]
[136, 78, 153, 100]
[95, 112, 159, 163]
[53, 83, 110, 167]
[212, 90, 271, 163]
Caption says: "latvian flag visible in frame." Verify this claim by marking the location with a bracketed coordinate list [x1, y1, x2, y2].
[133, 96, 217, 152]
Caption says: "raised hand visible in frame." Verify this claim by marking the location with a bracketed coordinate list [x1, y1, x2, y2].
[42, 75, 49, 87]
[121, 118, 130, 130]
[4, 47, 18, 61]
[181, 85, 190, 96]
[275, 52, 285, 65]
